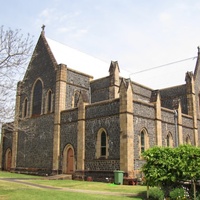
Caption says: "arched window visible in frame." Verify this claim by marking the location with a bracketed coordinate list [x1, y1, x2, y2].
[101, 131, 106, 156]
[23, 98, 28, 118]
[141, 131, 145, 153]
[186, 135, 191, 144]
[32, 80, 43, 116]
[166, 135, 170, 146]
[96, 129, 109, 159]
[74, 91, 80, 107]
[47, 90, 52, 113]
[139, 128, 149, 156]
[166, 132, 173, 147]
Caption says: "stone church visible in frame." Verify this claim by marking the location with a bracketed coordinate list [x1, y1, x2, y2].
[1, 29, 200, 180]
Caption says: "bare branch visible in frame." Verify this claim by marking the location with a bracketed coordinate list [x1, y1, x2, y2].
[0, 26, 33, 128]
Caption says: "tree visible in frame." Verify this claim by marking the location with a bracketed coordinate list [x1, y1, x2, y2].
[142, 145, 200, 199]
[0, 26, 33, 128]
[175, 145, 200, 199]
[142, 146, 177, 187]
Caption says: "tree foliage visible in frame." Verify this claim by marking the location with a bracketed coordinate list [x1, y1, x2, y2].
[0, 26, 33, 127]
[142, 145, 200, 186]
[142, 145, 200, 199]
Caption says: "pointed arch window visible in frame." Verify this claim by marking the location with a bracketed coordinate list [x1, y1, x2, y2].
[141, 131, 145, 153]
[32, 80, 43, 116]
[47, 90, 52, 113]
[186, 135, 191, 144]
[23, 98, 28, 118]
[101, 131, 106, 156]
[139, 128, 149, 157]
[166, 132, 173, 147]
[74, 91, 80, 107]
[96, 129, 109, 159]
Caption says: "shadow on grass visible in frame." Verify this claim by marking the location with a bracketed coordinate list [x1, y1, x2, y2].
[127, 191, 146, 199]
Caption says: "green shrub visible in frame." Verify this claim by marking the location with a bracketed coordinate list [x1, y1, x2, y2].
[149, 187, 164, 200]
[169, 187, 186, 200]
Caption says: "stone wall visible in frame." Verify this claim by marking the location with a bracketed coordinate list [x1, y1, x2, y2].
[85, 99, 120, 171]
[19, 34, 57, 118]
[60, 109, 78, 170]
[1, 126, 13, 170]
[160, 85, 188, 114]
[132, 82, 152, 102]
[182, 115, 195, 145]
[133, 101, 156, 169]
[16, 114, 54, 174]
[66, 69, 90, 109]
[90, 77, 110, 103]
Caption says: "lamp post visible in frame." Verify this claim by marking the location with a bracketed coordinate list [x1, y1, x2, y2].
[174, 110, 178, 147]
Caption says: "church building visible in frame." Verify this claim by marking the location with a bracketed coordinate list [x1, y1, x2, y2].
[1, 29, 200, 181]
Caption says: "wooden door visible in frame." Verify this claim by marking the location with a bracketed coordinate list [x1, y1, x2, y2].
[5, 150, 12, 171]
[67, 148, 74, 174]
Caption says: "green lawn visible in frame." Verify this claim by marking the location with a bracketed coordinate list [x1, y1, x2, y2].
[27, 179, 146, 194]
[0, 171, 41, 178]
[0, 171, 146, 200]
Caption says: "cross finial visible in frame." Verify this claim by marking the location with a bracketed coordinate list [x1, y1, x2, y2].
[41, 24, 46, 32]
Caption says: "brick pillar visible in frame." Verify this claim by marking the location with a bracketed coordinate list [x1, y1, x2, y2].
[185, 72, 198, 146]
[52, 64, 67, 173]
[77, 94, 88, 171]
[119, 79, 134, 177]
[109, 61, 120, 99]
[11, 81, 22, 171]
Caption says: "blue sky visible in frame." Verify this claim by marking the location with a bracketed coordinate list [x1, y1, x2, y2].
[1, 0, 200, 88]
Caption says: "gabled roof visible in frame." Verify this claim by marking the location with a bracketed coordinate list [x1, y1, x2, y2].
[46, 37, 110, 79]
[45, 35, 198, 90]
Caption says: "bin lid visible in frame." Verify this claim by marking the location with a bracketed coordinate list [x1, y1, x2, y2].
[113, 170, 124, 173]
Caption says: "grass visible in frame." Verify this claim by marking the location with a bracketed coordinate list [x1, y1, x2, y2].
[0, 171, 146, 200]
[0, 171, 41, 178]
[27, 179, 146, 194]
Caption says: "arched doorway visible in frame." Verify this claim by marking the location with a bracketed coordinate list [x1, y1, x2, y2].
[5, 148, 12, 171]
[62, 145, 75, 174]
[67, 148, 74, 173]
